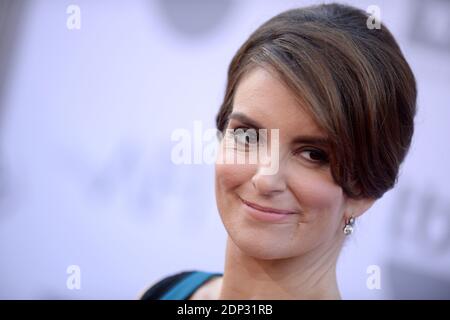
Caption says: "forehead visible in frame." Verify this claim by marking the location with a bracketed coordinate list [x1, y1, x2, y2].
[232, 67, 325, 138]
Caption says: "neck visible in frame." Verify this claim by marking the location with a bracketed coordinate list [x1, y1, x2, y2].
[218, 236, 342, 300]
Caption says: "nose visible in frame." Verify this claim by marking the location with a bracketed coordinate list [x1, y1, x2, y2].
[251, 163, 287, 196]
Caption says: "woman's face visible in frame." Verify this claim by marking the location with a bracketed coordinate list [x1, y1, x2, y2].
[215, 67, 367, 260]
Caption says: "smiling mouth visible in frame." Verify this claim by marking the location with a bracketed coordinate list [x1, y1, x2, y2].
[240, 197, 297, 215]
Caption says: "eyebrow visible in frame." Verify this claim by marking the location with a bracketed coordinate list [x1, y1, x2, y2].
[228, 112, 263, 129]
[228, 111, 330, 148]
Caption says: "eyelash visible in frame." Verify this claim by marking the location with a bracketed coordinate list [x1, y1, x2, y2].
[230, 126, 260, 144]
[229, 126, 329, 165]
[293, 148, 329, 164]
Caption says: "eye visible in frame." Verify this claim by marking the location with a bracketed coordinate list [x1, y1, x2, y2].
[296, 148, 329, 164]
[231, 127, 259, 146]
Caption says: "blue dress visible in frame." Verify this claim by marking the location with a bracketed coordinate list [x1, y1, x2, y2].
[141, 271, 223, 300]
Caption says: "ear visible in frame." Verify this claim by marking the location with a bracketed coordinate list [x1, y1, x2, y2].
[344, 197, 376, 220]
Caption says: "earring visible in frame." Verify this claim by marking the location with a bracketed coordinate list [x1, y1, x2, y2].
[343, 216, 355, 235]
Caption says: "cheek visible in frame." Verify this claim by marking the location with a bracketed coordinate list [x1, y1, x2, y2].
[215, 162, 253, 234]
[289, 167, 345, 226]
[215, 162, 256, 198]
[214, 140, 257, 194]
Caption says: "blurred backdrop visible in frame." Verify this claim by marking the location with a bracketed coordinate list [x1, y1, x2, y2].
[0, 0, 449, 299]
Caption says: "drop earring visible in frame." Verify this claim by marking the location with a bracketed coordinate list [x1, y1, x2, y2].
[343, 216, 355, 235]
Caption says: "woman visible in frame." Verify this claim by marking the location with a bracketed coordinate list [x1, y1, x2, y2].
[142, 2, 417, 300]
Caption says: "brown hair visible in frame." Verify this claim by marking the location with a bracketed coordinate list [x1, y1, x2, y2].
[215, 3, 417, 199]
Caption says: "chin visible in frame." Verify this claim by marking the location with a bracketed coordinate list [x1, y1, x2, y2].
[225, 222, 306, 260]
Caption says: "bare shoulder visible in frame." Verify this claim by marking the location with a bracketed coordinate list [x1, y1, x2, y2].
[189, 276, 223, 300]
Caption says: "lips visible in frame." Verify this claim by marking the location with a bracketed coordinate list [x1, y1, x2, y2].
[240, 197, 297, 215]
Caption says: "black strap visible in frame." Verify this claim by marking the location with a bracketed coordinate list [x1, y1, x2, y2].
[140, 271, 196, 300]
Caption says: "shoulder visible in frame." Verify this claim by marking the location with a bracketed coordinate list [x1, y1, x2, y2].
[140, 270, 196, 300]
[140, 270, 223, 300]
